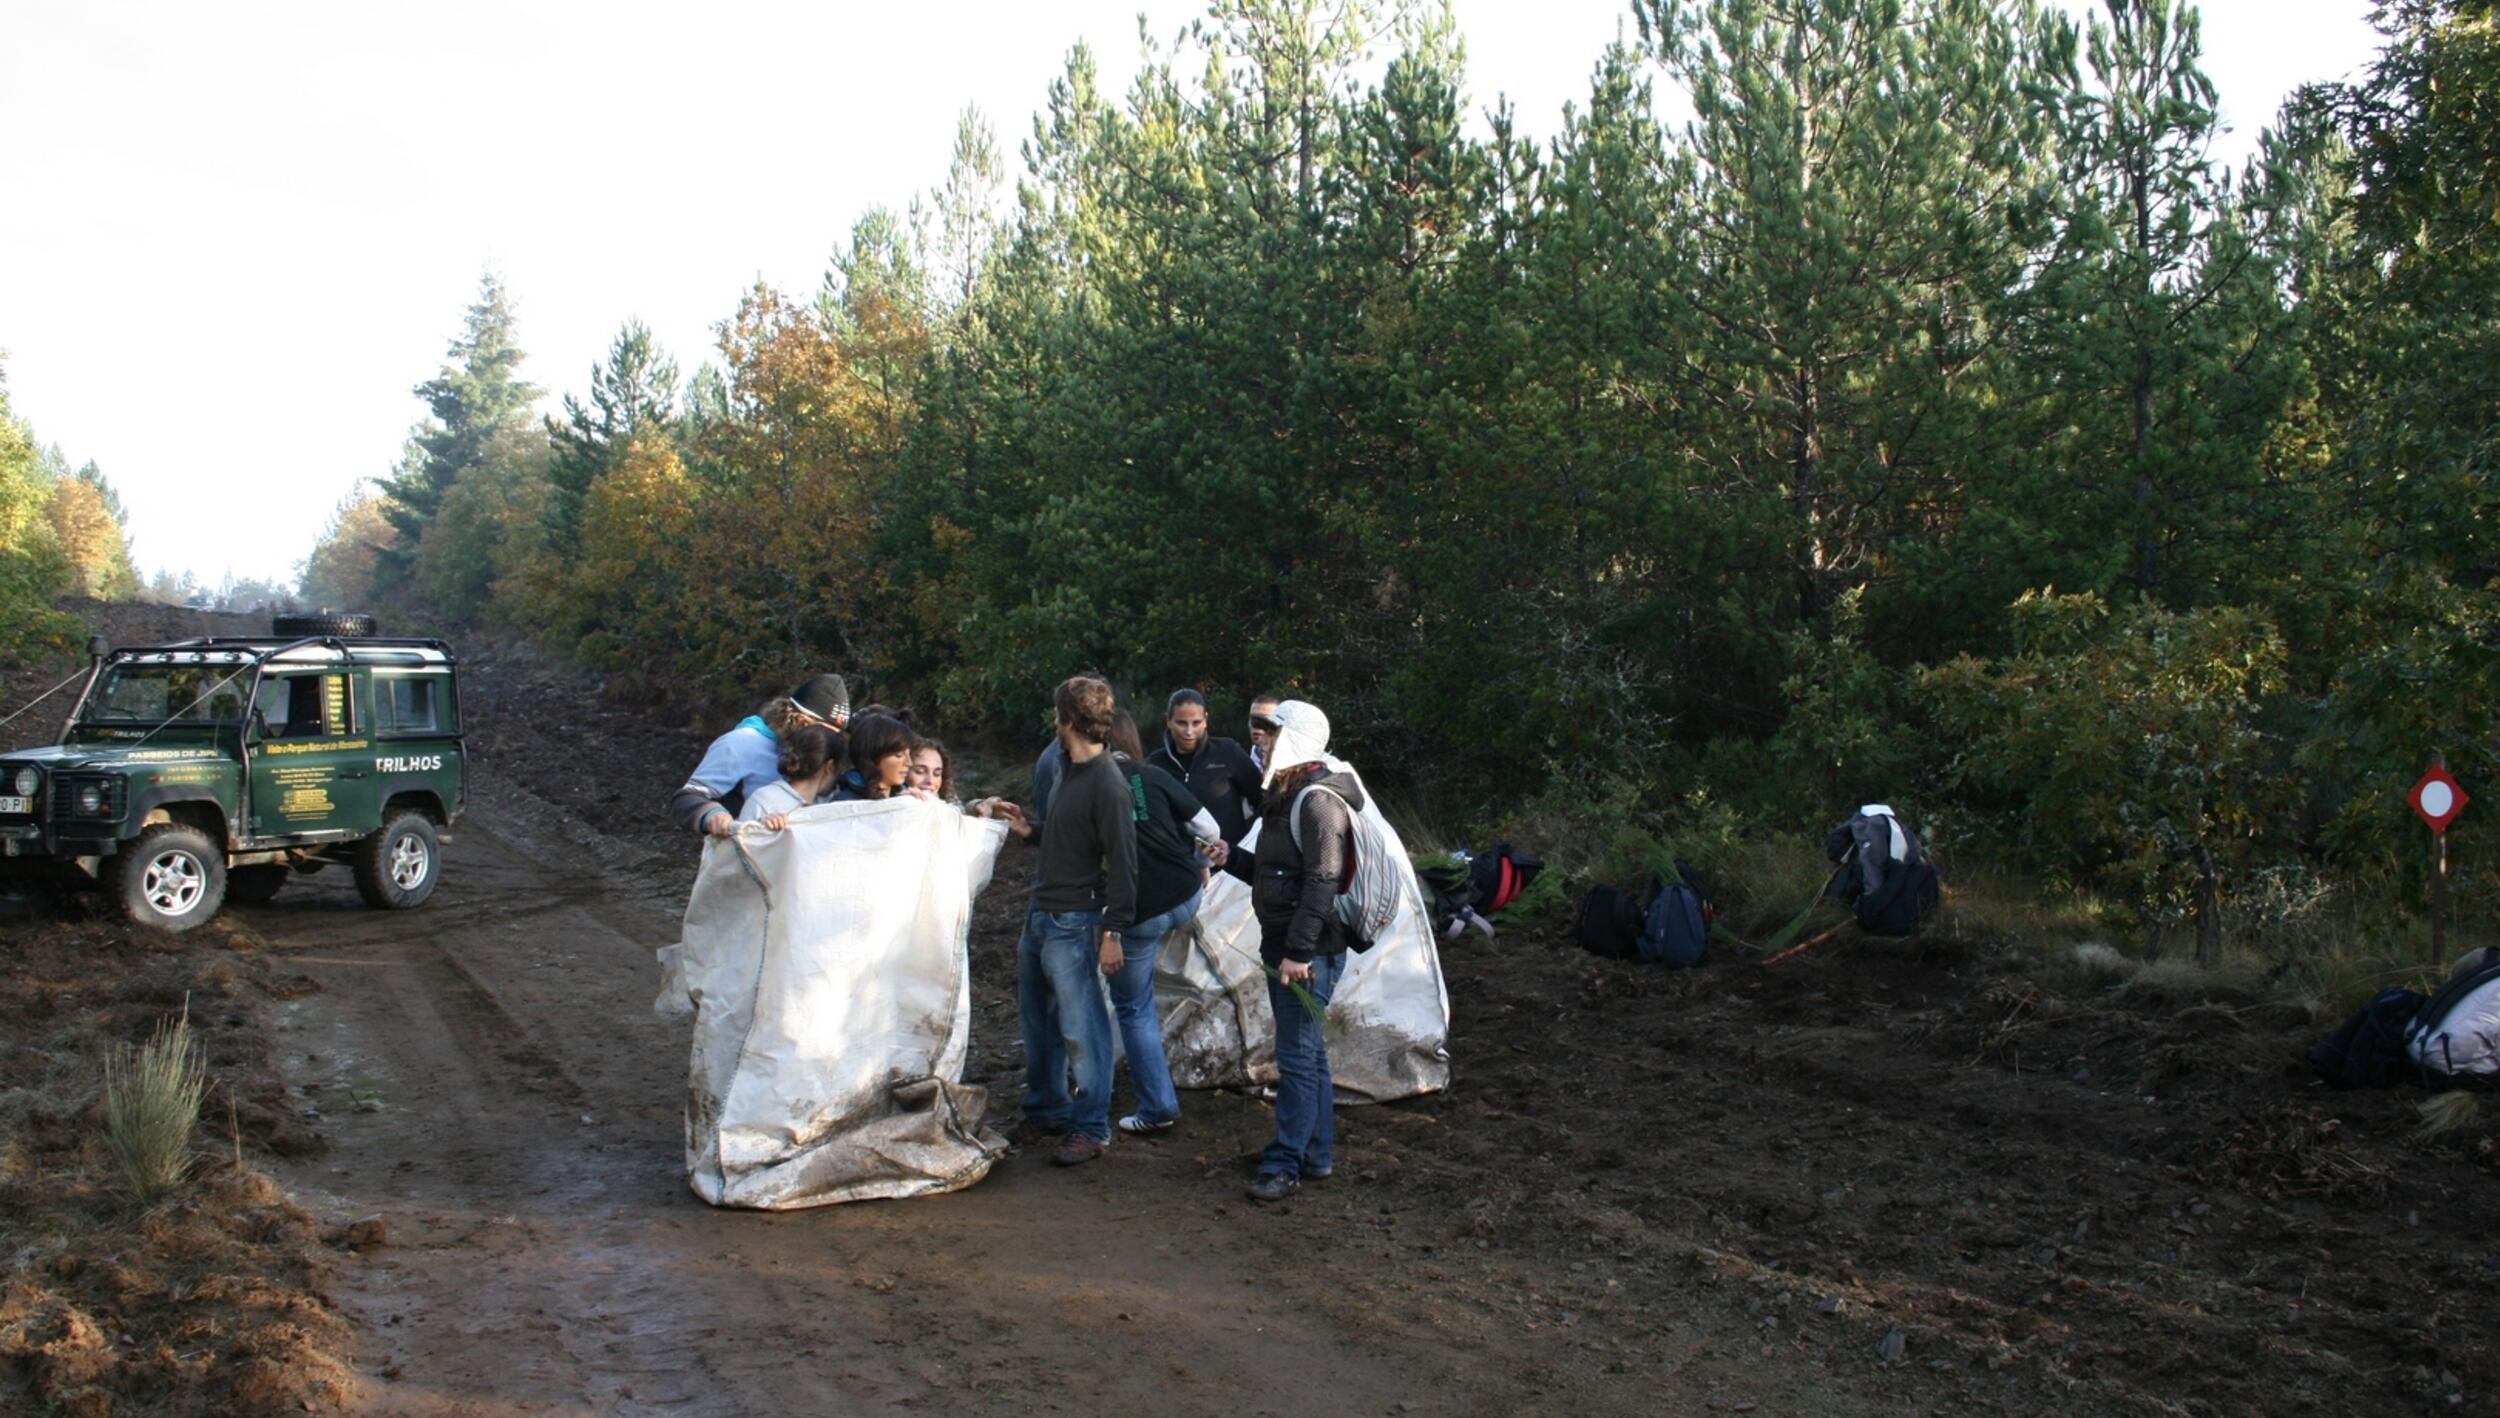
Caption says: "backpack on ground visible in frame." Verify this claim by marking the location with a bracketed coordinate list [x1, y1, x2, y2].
[1574, 885, 1644, 959]
[1288, 778, 1404, 949]
[2309, 988, 2429, 1089]
[1826, 805, 1939, 936]
[1637, 873, 1710, 968]
[1468, 843, 1545, 915]
[1576, 864, 1714, 968]
[1418, 859, 1475, 933]
[2406, 952, 2500, 1079]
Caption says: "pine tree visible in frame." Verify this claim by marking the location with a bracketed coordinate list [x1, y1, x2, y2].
[544, 318, 678, 559]
[377, 272, 542, 599]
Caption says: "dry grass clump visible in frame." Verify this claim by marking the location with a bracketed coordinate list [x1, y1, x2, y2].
[2416, 1091, 2482, 1139]
[101, 1003, 209, 1203]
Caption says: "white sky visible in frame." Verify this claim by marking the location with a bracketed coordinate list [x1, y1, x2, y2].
[0, 0, 2384, 588]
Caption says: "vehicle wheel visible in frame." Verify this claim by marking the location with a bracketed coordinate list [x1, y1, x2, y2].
[355, 811, 439, 909]
[272, 610, 378, 638]
[227, 864, 289, 905]
[114, 823, 227, 931]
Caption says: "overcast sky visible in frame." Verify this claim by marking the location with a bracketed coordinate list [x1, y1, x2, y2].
[0, 0, 2385, 589]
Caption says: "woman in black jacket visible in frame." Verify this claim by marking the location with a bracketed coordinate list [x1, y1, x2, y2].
[1220, 699, 1362, 1203]
[1148, 689, 1266, 846]
[1102, 712, 1225, 1136]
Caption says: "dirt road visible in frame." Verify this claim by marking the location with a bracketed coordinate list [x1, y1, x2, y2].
[205, 642, 2498, 1418]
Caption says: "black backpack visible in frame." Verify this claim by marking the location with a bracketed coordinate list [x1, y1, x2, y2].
[1575, 884, 1645, 959]
[1854, 859, 1940, 936]
[2307, 988, 2428, 1089]
[1576, 866, 1714, 967]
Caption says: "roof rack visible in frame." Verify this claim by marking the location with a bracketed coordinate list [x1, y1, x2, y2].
[106, 636, 458, 666]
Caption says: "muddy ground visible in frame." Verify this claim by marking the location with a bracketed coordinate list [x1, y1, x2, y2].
[8, 604, 2500, 1415]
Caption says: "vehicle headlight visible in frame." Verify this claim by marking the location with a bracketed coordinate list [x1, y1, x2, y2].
[75, 784, 105, 815]
[10, 767, 34, 796]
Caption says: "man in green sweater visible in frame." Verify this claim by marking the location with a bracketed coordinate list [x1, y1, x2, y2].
[1008, 675, 1139, 1166]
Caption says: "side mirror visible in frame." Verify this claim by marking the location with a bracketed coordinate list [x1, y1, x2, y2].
[87, 635, 109, 662]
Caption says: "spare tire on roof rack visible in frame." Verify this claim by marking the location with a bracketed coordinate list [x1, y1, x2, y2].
[271, 610, 379, 638]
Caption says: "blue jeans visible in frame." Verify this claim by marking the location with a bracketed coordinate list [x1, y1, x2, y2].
[1018, 907, 1114, 1141]
[1111, 889, 1202, 1126]
[1262, 951, 1345, 1180]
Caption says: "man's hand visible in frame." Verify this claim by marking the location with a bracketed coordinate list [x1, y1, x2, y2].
[759, 812, 788, 831]
[1279, 957, 1313, 986]
[1201, 839, 1229, 868]
[1098, 931, 1123, 976]
[703, 809, 736, 837]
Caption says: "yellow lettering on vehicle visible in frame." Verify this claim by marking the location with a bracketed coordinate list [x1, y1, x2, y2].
[260, 739, 369, 757]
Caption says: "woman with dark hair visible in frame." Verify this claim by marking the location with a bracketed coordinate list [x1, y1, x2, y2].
[1219, 699, 1361, 1202]
[835, 713, 917, 801]
[1146, 688, 1264, 846]
[906, 738, 953, 803]
[1103, 710, 1225, 1135]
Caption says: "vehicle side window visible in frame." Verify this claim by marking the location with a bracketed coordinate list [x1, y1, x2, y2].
[257, 674, 353, 738]
[376, 677, 440, 734]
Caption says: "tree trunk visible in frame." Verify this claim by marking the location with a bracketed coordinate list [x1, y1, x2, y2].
[2192, 843, 2221, 968]
[1795, 357, 1828, 623]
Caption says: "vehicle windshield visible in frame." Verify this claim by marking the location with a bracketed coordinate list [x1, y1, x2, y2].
[84, 663, 252, 724]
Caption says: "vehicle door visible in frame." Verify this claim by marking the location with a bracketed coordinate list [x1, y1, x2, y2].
[246, 669, 377, 841]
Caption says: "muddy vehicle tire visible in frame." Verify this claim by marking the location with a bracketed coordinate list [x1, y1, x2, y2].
[227, 864, 290, 905]
[114, 823, 227, 931]
[356, 811, 439, 909]
[272, 610, 379, 638]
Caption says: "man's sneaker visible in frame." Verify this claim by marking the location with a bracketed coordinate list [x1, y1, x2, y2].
[1303, 1163, 1334, 1182]
[1050, 1132, 1108, 1167]
[1116, 1113, 1178, 1136]
[1247, 1172, 1300, 1203]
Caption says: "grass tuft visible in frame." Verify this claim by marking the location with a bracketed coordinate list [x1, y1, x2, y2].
[2415, 1090, 2481, 1139]
[101, 1001, 209, 1204]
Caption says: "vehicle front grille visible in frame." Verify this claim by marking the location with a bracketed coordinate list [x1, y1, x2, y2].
[48, 775, 123, 824]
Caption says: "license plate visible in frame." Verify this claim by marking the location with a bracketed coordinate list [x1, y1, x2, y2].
[0, 796, 26, 815]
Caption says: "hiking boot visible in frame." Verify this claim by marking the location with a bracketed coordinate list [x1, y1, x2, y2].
[1005, 1117, 1061, 1150]
[1050, 1132, 1108, 1167]
[1246, 1172, 1299, 1203]
[1116, 1113, 1178, 1136]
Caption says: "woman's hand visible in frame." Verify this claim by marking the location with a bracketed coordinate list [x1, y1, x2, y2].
[1200, 839, 1229, 868]
[1279, 957, 1313, 986]
[759, 812, 789, 832]
[1098, 931, 1123, 976]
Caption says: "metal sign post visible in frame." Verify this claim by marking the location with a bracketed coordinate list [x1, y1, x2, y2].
[2410, 760, 2469, 963]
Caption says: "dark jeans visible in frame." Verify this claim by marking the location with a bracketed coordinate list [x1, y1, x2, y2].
[1017, 906, 1114, 1141]
[1261, 951, 1345, 1180]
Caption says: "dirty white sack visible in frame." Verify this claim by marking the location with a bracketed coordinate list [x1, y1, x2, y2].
[658, 798, 1009, 1208]
[1154, 766, 1450, 1102]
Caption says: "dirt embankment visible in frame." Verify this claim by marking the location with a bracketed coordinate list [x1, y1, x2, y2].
[3, 601, 359, 1417]
[9, 603, 2499, 1416]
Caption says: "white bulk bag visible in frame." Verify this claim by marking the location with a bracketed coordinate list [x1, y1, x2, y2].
[662, 798, 1009, 1208]
[1154, 767, 1450, 1102]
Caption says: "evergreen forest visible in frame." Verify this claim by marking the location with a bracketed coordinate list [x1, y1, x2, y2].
[118, 0, 2500, 961]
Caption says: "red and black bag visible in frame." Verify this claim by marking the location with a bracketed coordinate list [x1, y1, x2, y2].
[1468, 841, 1545, 914]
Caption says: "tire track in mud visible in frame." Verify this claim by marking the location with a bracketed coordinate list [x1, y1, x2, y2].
[243, 780, 1531, 1417]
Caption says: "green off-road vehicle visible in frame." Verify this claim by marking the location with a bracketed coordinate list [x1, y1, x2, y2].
[0, 613, 464, 931]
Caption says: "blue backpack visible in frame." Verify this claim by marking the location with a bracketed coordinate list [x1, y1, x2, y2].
[1637, 877, 1710, 967]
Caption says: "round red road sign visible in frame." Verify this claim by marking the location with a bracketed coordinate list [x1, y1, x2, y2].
[2411, 763, 2469, 833]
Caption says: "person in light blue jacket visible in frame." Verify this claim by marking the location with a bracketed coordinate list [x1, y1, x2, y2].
[666, 674, 849, 836]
